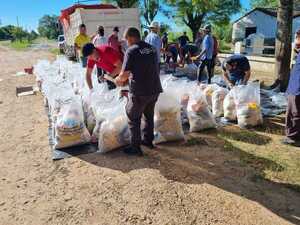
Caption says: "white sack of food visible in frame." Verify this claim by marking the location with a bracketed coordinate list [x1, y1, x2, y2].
[187, 87, 216, 132]
[154, 92, 185, 144]
[90, 85, 117, 143]
[98, 99, 130, 153]
[212, 87, 229, 117]
[82, 90, 97, 136]
[203, 84, 220, 108]
[223, 89, 237, 121]
[54, 98, 91, 149]
[233, 83, 263, 128]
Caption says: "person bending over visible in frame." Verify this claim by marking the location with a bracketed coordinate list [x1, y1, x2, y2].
[222, 54, 251, 89]
[82, 43, 123, 90]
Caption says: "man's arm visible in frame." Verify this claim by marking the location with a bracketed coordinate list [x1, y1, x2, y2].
[242, 70, 251, 85]
[115, 70, 130, 86]
[223, 71, 234, 89]
[86, 67, 94, 90]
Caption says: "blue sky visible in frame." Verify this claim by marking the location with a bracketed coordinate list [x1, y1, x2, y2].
[0, 0, 251, 31]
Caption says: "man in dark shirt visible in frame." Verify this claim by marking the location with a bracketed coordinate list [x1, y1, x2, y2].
[178, 32, 190, 48]
[222, 54, 251, 89]
[115, 27, 163, 156]
[181, 44, 199, 65]
[282, 30, 300, 147]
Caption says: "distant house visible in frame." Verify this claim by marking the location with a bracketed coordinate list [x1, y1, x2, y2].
[232, 7, 300, 43]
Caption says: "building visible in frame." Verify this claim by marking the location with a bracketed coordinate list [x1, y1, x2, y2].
[232, 8, 300, 55]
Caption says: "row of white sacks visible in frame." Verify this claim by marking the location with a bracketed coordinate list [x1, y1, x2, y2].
[34, 57, 263, 153]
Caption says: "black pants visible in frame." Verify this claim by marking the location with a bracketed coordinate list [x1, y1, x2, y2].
[97, 67, 116, 90]
[197, 59, 213, 84]
[286, 95, 300, 140]
[126, 94, 159, 147]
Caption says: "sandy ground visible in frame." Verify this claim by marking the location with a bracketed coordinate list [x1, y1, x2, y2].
[1, 46, 300, 225]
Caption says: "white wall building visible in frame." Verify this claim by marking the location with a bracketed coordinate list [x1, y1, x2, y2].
[232, 8, 300, 42]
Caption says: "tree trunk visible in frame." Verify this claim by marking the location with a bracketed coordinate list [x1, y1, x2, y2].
[275, 0, 293, 91]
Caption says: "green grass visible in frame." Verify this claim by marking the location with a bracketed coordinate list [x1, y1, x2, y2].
[10, 40, 31, 50]
[215, 120, 300, 191]
[49, 48, 61, 55]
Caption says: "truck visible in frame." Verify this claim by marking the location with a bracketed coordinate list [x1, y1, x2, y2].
[59, 4, 141, 59]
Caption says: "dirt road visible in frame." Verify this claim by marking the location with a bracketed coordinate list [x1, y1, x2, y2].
[0, 46, 300, 225]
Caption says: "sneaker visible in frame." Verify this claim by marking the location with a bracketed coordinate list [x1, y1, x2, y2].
[141, 140, 156, 149]
[123, 146, 144, 156]
[281, 138, 300, 147]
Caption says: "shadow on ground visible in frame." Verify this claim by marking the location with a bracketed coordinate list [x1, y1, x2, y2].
[77, 126, 300, 225]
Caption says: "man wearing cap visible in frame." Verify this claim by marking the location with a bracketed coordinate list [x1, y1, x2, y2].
[222, 54, 251, 89]
[115, 27, 163, 156]
[82, 43, 123, 90]
[108, 26, 122, 55]
[194, 25, 214, 84]
[282, 30, 300, 147]
[145, 22, 162, 64]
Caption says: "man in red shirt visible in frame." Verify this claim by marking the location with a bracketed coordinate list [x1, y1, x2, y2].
[82, 43, 123, 90]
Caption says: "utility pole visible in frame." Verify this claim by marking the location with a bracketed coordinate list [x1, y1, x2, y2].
[16, 16, 19, 27]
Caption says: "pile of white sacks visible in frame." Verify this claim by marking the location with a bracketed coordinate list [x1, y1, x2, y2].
[35, 57, 263, 153]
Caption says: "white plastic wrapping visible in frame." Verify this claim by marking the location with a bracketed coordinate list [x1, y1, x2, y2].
[203, 84, 220, 108]
[187, 87, 216, 132]
[98, 99, 130, 153]
[154, 92, 185, 144]
[54, 97, 91, 149]
[223, 89, 237, 121]
[212, 87, 229, 117]
[233, 83, 263, 128]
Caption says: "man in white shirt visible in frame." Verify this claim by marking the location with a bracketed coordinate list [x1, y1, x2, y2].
[92, 26, 110, 84]
[93, 26, 108, 47]
[145, 21, 162, 64]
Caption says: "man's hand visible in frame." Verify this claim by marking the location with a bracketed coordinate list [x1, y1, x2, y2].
[228, 82, 234, 89]
[115, 76, 125, 86]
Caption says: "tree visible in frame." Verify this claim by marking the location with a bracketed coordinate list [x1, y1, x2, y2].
[251, 0, 300, 8]
[159, 22, 171, 36]
[275, 0, 294, 91]
[165, 0, 241, 41]
[141, 0, 160, 25]
[38, 15, 60, 39]
[103, 0, 139, 8]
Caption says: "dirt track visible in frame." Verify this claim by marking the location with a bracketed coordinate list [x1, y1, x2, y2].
[1, 46, 300, 225]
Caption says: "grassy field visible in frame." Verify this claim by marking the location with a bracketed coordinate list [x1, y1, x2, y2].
[218, 117, 300, 191]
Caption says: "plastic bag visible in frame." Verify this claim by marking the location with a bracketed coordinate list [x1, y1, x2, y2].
[223, 89, 237, 121]
[154, 92, 185, 144]
[187, 87, 216, 132]
[203, 84, 219, 108]
[82, 90, 96, 136]
[98, 99, 130, 153]
[54, 98, 91, 149]
[233, 83, 263, 128]
[212, 87, 229, 117]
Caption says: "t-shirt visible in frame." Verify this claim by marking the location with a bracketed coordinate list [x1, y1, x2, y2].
[287, 53, 300, 96]
[122, 41, 163, 96]
[145, 32, 162, 63]
[222, 55, 250, 82]
[74, 34, 90, 56]
[201, 34, 214, 60]
[93, 35, 108, 47]
[178, 35, 189, 47]
[182, 44, 199, 56]
[162, 35, 168, 49]
[108, 34, 121, 52]
[87, 45, 122, 74]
